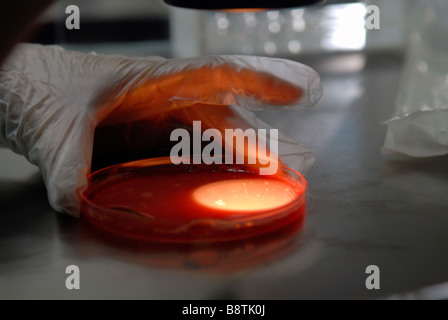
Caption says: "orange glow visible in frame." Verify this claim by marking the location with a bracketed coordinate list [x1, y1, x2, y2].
[221, 9, 267, 13]
[98, 65, 302, 127]
[193, 178, 301, 212]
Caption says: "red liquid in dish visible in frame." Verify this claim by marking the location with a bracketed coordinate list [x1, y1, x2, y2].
[82, 159, 307, 243]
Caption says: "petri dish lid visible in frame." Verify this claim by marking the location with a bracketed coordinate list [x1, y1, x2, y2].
[81, 156, 307, 243]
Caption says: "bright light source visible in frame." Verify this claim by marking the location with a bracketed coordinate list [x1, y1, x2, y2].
[320, 3, 367, 51]
[193, 179, 298, 212]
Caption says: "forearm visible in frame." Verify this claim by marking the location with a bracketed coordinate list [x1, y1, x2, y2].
[0, 0, 55, 63]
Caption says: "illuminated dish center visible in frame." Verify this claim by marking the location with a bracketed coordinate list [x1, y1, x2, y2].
[193, 178, 300, 212]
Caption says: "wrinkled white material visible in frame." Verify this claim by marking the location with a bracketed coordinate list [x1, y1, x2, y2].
[0, 44, 322, 217]
[384, 0, 448, 157]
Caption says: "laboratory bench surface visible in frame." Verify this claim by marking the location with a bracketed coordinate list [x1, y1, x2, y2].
[1, 52, 448, 300]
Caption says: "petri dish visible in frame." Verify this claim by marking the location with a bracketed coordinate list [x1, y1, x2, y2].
[81, 157, 307, 243]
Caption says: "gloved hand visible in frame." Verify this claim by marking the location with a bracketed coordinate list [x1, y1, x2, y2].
[0, 44, 323, 217]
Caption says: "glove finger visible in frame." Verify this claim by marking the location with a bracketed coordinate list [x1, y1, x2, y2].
[99, 56, 322, 126]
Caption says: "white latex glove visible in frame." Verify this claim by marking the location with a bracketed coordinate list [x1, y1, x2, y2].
[0, 44, 322, 217]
